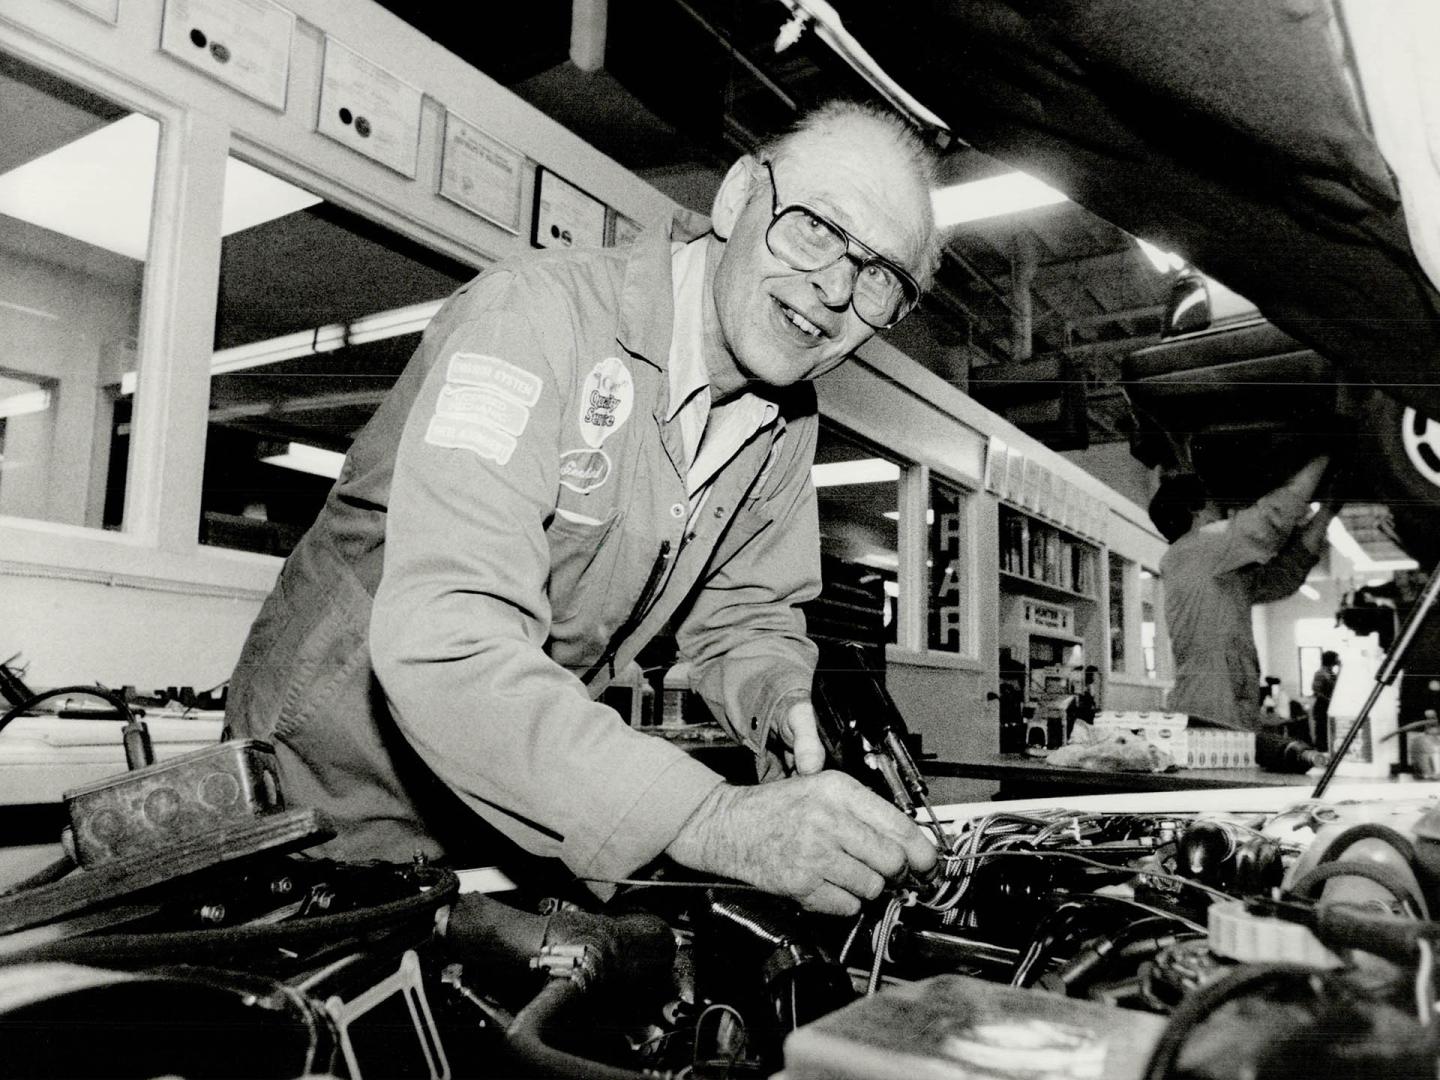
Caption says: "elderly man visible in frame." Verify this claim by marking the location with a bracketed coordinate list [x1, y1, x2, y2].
[226, 101, 942, 914]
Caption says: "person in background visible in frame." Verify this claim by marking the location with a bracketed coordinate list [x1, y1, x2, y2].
[225, 101, 942, 915]
[1151, 456, 1341, 770]
[1310, 649, 1341, 752]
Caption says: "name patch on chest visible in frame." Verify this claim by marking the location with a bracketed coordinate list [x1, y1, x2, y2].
[558, 448, 611, 494]
[579, 357, 634, 448]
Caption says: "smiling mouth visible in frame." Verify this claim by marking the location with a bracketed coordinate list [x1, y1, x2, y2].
[776, 299, 824, 339]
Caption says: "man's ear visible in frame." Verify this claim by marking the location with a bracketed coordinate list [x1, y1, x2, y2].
[710, 156, 756, 241]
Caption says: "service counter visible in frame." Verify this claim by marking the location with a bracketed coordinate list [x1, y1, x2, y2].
[924, 752, 1322, 800]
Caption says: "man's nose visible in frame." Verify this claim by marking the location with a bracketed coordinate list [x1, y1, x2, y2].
[806, 257, 858, 310]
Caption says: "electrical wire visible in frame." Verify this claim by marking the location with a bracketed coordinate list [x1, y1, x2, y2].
[0, 684, 135, 734]
[937, 847, 1239, 905]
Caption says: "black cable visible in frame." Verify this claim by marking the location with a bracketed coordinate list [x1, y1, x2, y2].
[0, 684, 134, 734]
[1142, 963, 1321, 1080]
[1, 865, 459, 965]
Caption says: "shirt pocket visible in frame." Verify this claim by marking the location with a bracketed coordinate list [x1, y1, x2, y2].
[546, 507, 623, 624]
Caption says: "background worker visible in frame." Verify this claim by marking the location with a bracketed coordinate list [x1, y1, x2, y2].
[1151, 456, 1341, 769]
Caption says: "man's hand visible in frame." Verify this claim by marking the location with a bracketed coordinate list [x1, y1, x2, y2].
[776, 700, 827, 775]
[664, 772, 939, 915]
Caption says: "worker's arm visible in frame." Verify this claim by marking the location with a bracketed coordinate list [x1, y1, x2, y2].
[1209, 455, 1331, 575]
[679, 405, 824, 780]
[1248, 499, 1338, 602]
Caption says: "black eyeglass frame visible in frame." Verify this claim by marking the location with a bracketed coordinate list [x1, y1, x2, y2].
[758, 159, 922, 330]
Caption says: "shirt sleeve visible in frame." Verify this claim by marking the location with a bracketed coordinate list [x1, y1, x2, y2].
[370, 269, 722, 885]
[1207, 466, 1321, 575]
[679, 411, 822, 781]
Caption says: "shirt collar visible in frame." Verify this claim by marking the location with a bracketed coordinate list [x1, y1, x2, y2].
[666, 238, 712, 423]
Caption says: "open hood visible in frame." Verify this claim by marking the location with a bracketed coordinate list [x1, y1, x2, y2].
[827, 0, 1440, 417]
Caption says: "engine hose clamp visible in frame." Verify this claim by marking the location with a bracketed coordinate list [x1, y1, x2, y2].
[530, 943, 601, 989]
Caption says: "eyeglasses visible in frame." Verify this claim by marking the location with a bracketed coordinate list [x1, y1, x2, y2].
[758, 159, 921, 330]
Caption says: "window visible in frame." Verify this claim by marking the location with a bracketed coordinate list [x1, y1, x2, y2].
[199, 159, 474, 554]
[1108, 551, 1128, 672]
[810, 423, 899, 648]
[0, 54, 156, 530]
[1140, 567, 1159, 679]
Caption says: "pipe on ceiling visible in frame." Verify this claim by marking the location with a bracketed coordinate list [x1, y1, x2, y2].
[570, 0, 608, 73]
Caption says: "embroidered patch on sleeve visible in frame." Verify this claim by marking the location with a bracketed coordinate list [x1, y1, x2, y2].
[447, 352, 543, 407]
[435, 383, 531, 436]
[424, 415, 518, 465]
[578, 357, 634, 448]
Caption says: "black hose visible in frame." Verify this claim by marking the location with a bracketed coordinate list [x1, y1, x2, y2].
[507, 978, 668, 1080]
[1287, 860, 1429, 919]
[1142, 963, 1320, 1080]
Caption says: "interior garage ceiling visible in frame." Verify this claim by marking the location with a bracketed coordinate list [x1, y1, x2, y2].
[373, 0, 1174, 453]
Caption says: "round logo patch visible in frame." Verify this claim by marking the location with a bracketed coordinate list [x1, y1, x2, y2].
[559, 448, 612, 494]
[579, 357, 634, 448]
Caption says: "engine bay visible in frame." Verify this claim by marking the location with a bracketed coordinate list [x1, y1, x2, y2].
[4, 758, 1440, 1080]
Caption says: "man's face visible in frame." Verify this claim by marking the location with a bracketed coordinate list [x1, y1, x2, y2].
[707, 131, 930, 393]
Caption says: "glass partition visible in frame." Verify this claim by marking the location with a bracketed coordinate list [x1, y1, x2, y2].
[0, 52, 156, 530]
[199, 158, 474, 554]
[812, 423, 900, 647]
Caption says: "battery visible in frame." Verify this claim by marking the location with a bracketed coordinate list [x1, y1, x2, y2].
[65, 739, 285, 868]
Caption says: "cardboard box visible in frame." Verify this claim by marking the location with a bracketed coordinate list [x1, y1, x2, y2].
[1093, 710, 1189, 763]
[1186, 727, 1257, 769]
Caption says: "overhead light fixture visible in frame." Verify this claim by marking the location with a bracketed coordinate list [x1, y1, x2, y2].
[260, 441, 346, 479]
[348, 300, 444, 346]
[931, 171, 1068, 229]
[811, 459, 900, 487]
[1135, 237, 1186, 274]
[0, 388, 52, 419]
[1299, 584, 1321, 601]
[0, 114, 320, 261]
[856, 550, 899, 571]
[1326, 514, 1419, 573]
[882, 509, 936, 523]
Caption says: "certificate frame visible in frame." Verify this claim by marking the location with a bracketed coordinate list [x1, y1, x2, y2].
[159, 0, 294, 110]
[530, 166, 607, 250]
[437, 110, 526, 234]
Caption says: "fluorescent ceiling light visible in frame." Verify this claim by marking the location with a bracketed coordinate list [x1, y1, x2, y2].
[1299, 584, 1321, 601]
[221, 158, 322, 234]
[260, 442, 345, 479]
[0, 113, 159, 260]
[1326, 514, 1419, 573]
[856, 550, 899, 571]
[883, 509, 936, 523]
[932, 171, 1067, 228]
[811, 459, 900, 487]
[0, 388, 51, 419]
[0, 115, 319, 261]
[348, 300, 444, 345]
[120, 300, 443, 395]
[1135, 237, 1186, 274]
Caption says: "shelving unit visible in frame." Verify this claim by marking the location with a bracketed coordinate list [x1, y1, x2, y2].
[998, 504, 1099, 598]
[997, 503, 1105, 749]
